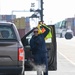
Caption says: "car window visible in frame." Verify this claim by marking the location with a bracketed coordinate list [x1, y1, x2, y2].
[26, 33, 33, 45]
[0, 25, 17, 40]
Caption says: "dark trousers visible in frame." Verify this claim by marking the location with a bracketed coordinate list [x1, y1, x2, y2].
[34, 53, 48, 75]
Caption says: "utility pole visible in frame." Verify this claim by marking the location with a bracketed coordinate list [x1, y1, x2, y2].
[30, 0, 44, 22]
[40, 0, 44, 22]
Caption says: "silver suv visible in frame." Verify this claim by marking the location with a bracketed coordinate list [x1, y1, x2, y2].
[0, 22, 24, 75]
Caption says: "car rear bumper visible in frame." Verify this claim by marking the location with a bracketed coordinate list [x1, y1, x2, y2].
[0, 66, 24, 74]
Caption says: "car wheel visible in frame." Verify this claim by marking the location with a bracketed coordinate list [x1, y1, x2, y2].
[65, 32, 73, 39]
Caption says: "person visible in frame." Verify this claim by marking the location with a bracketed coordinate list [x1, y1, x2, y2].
[30, 22, 49, 75]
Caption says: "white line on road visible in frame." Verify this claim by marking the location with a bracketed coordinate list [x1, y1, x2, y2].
[58, 51, 75, 66]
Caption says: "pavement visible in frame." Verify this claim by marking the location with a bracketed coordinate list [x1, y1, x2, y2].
[57, 37, 75, 65]
[25, 37, 75, 75]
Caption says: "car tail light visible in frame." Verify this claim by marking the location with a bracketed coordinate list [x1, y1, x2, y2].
[18, 48, 24, 61]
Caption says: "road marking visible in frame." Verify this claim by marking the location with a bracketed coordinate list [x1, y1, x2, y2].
[58, 51, 75, 66]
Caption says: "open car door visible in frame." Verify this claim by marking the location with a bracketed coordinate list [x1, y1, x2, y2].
[21, 25, 57, 71]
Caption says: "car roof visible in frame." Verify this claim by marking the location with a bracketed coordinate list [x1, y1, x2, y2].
[0, 21, 14, 25]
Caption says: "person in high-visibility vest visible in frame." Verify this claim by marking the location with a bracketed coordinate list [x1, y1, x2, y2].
[38, 21, 52, 40]
[30, 21, 51, 75]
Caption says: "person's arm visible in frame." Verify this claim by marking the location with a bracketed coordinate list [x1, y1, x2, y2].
[41, 25, 50, 38]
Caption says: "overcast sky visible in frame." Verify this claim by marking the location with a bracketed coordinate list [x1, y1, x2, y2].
[0, 0, 75, 24]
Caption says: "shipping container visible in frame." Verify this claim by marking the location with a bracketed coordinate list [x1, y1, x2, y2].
[13, 17, 26, 29]
[25, 17, 30, 23]
[18, 29, 25, 38]
[6, 15, 16, 21]
[0, 15, 16, 22]
[25, 22, 30, 25]
[25, 28, 31, 34]
[2, 15, 6, 20]
[19, 17, 25, 29]
[13, 17, 31, 37]
[25, 22, 31, 34]
[14, 18, 20, 29]
[25, 23, 30, 27]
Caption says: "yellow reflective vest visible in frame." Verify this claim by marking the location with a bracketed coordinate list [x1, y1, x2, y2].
[37, 23, 52, 40]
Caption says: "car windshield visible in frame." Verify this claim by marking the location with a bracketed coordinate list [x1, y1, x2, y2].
[0, 25, 17, 40]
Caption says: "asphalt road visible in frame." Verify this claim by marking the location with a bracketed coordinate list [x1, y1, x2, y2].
[25, 37, 75, 75]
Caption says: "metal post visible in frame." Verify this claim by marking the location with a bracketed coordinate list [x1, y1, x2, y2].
[40, 0, 43, 22]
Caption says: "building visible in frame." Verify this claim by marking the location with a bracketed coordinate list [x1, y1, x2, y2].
[13, 17, 31, 38]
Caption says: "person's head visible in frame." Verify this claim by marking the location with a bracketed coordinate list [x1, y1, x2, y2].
[33, 27, 38, 36]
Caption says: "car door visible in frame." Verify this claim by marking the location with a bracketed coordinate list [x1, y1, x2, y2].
[21, 25, 57, 71]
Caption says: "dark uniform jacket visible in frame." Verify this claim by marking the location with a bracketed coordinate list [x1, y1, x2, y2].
[30, 25, 49, 55]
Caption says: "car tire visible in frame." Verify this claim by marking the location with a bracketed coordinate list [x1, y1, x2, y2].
[65, 32, 73, 39]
